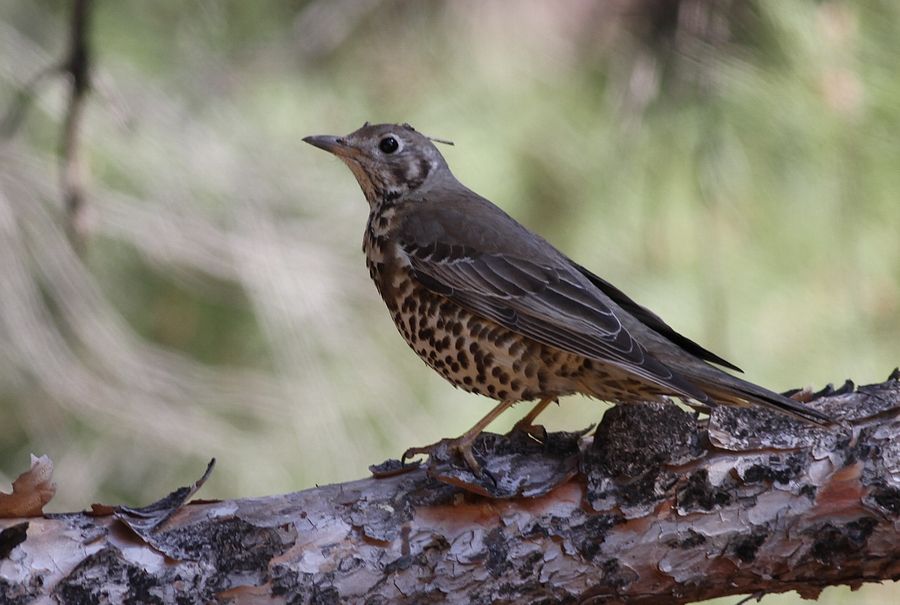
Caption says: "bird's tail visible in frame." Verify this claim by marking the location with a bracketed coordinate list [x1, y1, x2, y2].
[688, 371, 833, 426]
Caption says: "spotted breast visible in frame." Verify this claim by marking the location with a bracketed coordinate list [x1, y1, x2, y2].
[363, 201, 670, 405]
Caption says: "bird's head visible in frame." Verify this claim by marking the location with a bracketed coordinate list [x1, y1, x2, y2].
[304, 122, 451, 207]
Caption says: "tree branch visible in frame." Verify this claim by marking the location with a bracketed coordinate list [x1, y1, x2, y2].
[2, 372, 899, 604]
[60, 0, 93, 251]
[0, 1, 94, 249]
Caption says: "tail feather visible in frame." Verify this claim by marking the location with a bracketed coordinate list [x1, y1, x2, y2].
[692, 375, 833, 426]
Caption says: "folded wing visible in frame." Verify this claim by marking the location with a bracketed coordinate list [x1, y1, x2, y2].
[400, 238, 710, 403]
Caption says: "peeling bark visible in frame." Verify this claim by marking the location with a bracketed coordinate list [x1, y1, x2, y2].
[1, 374, 899, 604]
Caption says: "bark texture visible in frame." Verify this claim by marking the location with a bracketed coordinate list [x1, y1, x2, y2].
[1, 374, 899, 604]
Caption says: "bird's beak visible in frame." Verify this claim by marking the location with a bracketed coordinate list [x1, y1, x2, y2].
[303, 134, 352, 157]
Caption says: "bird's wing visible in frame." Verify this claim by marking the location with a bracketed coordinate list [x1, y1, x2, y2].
[399, 238, 709, 402]
[571, 262, 743, 372]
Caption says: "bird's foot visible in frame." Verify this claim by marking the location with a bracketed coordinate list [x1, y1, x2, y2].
[402, 434, 483, 476]
[505, 397, 555, 443]
[506, 419, 548, 442]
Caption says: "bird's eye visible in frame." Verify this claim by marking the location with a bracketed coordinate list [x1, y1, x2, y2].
[379, 136, 400, 154]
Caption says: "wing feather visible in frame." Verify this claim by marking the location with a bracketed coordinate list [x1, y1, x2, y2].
[402, 241, 708, 402]
[572, 262, 743, 372]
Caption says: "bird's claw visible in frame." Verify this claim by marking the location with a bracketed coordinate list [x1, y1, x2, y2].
[507, 421, 547, 443]
[402, 436, 483, 476]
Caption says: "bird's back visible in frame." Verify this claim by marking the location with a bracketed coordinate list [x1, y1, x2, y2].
[389, 182, 830, 423]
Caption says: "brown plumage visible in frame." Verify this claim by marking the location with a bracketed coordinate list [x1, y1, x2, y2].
[304, 122, 831, 472]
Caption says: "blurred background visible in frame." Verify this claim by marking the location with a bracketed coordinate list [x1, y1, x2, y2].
[0, 1, 897, 602]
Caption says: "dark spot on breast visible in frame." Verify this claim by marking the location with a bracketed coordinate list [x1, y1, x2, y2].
[451, 322, 462, 336]
[488, 326, 505, 341]
[539, 349, 556, 365]
[487, 385, 496, 395]
[463, 376, 473, 385]
[497, 389, 508, 399]
[510, 380, 521, 391]
[457, 351, 469, 369]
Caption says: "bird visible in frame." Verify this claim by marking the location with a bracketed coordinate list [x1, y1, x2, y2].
[303, 122, 831, 473]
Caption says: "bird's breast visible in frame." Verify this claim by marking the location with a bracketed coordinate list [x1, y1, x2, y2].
[361, 209, 646, 403]
[363, 254, 589, 402]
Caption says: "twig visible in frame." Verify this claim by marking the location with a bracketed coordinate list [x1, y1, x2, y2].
[734, 591, 765, 605]
[60, 0, 93, 251]
[0, 1, 95, 249]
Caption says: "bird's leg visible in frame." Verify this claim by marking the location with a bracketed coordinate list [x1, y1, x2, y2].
[402, 399, 516, 475]
[508, 397, 555, 440]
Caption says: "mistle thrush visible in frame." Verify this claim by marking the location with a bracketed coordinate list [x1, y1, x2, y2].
[304, 122, 831, 472]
